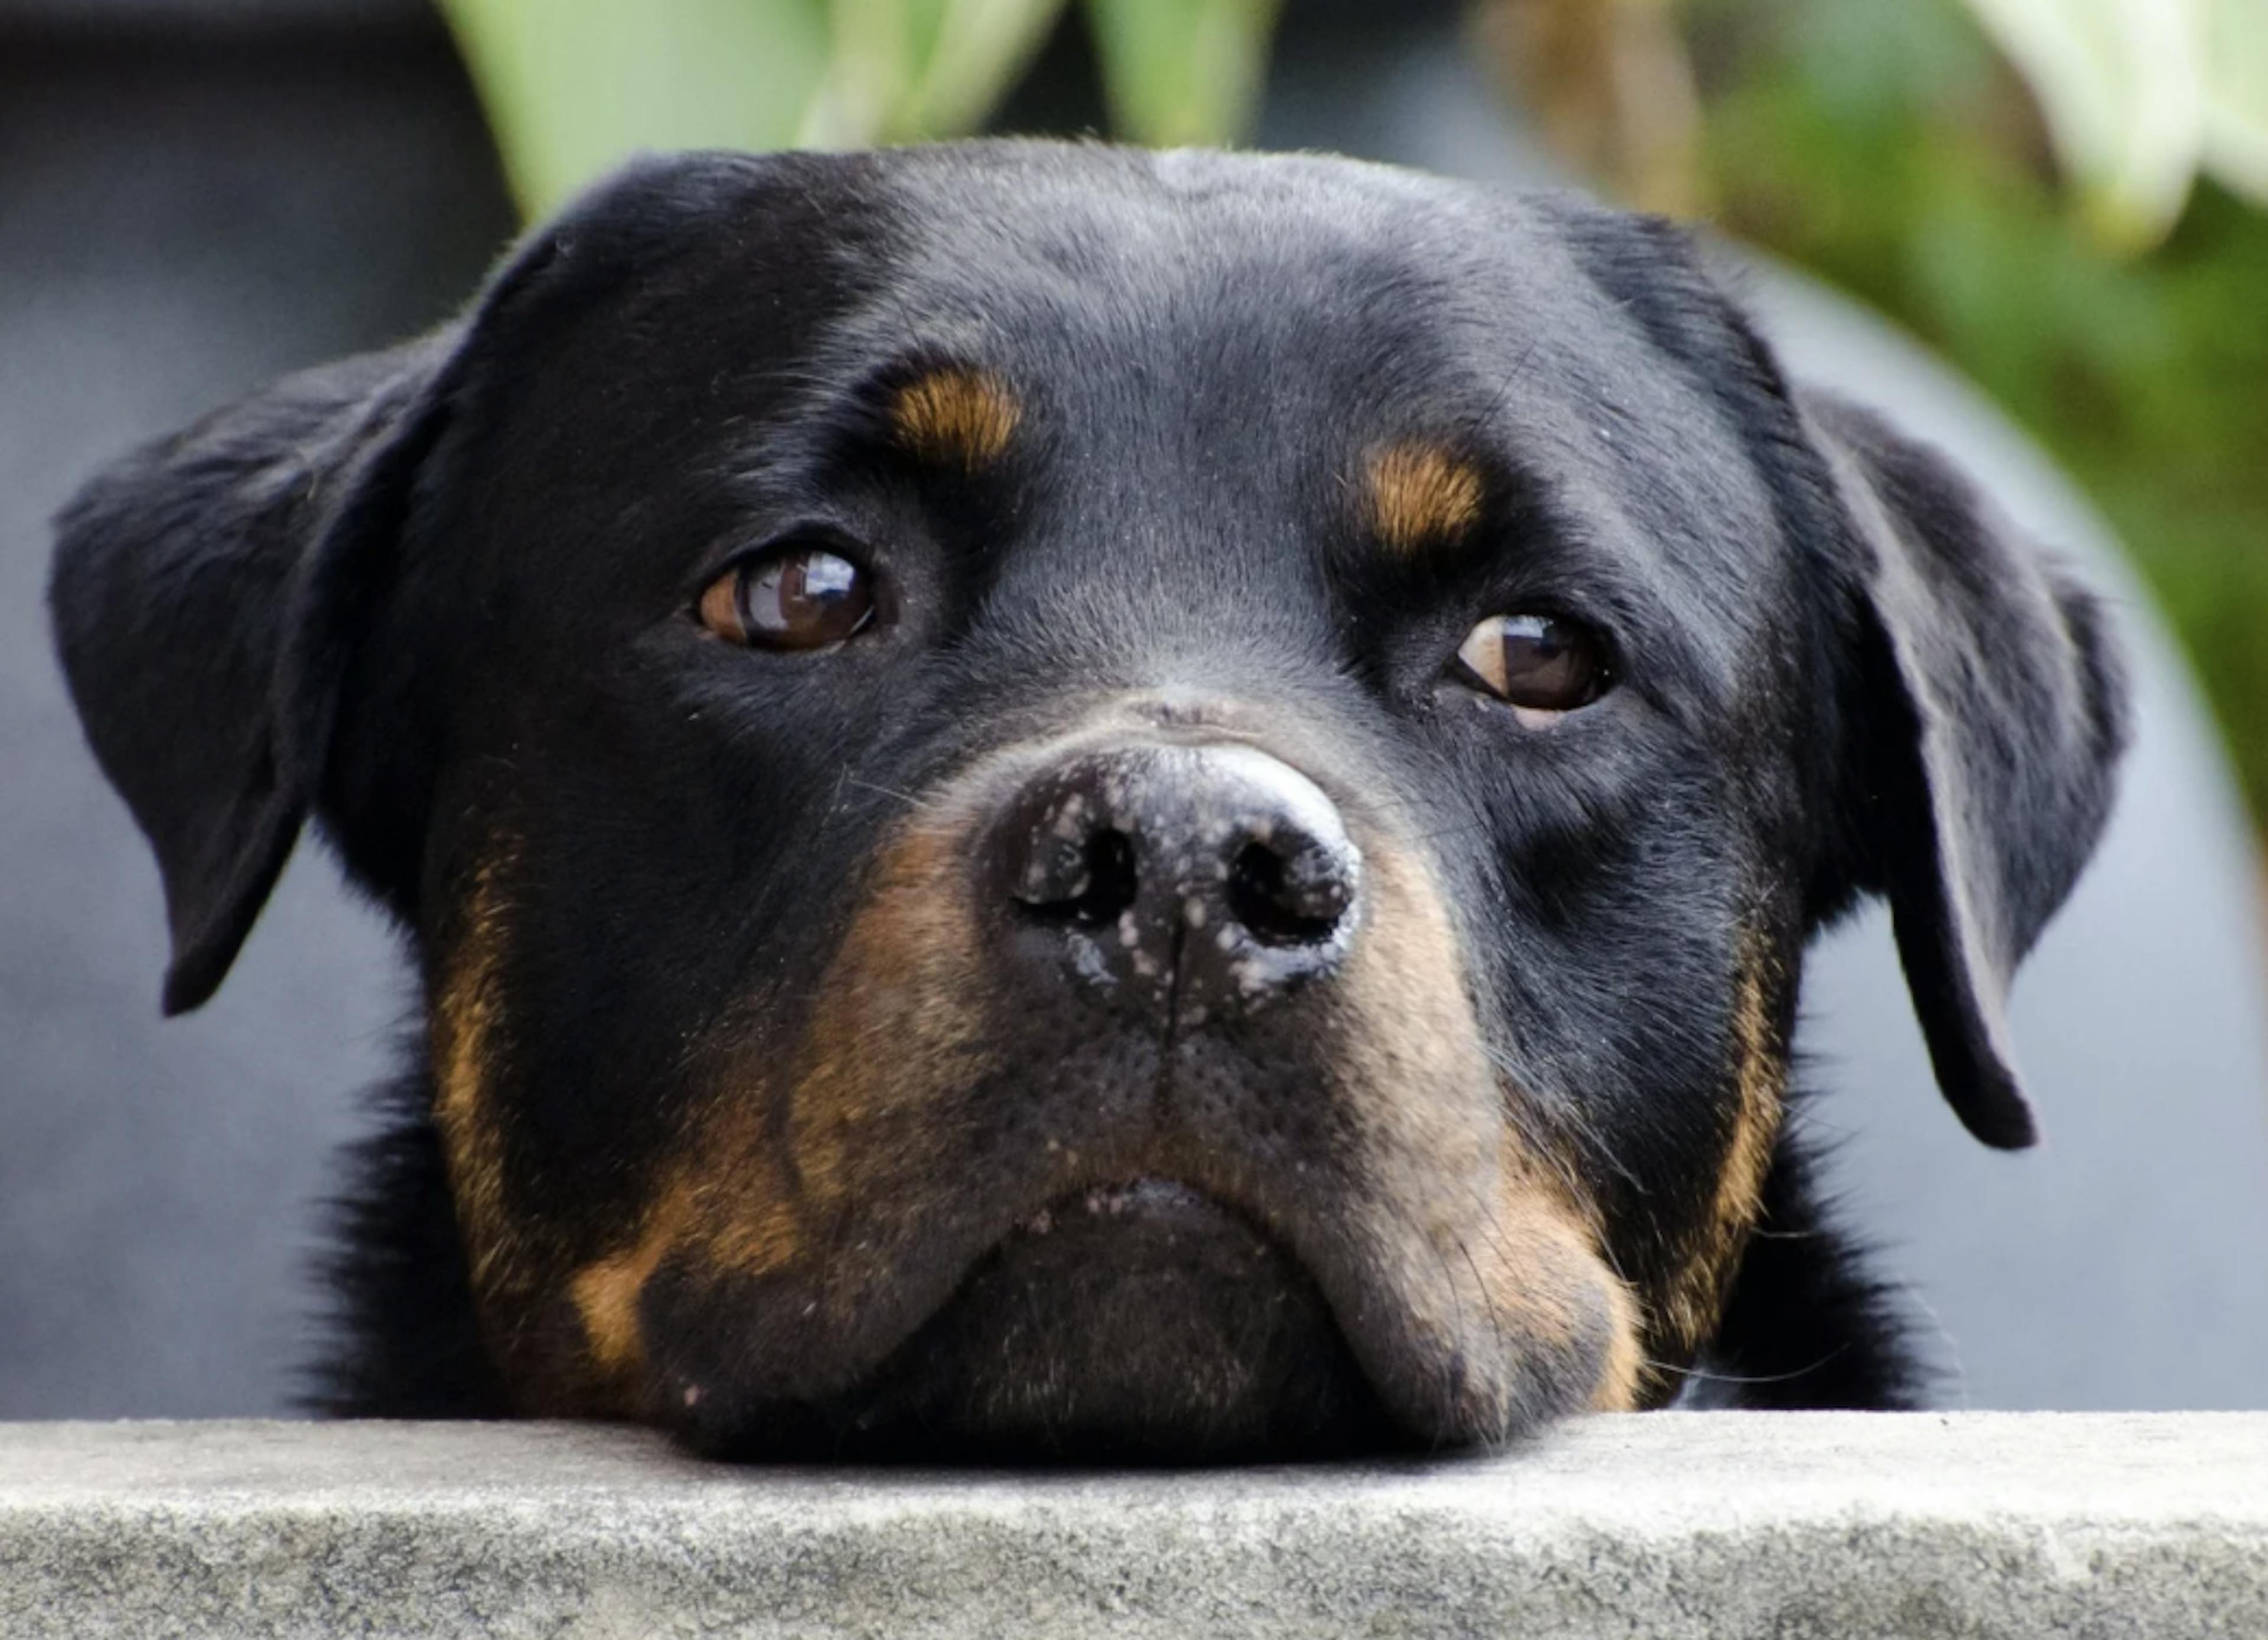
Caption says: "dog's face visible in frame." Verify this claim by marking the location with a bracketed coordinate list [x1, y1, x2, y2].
[51, 145, 2125, 1459]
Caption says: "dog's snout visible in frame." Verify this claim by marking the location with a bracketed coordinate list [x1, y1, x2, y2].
[988, 742, 1361, 1020]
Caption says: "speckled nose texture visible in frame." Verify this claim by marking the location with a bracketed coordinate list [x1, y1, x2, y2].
[988, 742, 1363, 1026]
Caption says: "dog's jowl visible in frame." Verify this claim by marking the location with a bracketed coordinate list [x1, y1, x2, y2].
[49, 144, 2127, 1460]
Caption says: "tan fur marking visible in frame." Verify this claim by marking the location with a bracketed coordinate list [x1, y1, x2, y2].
[892, 369, 1020, 470]
[1331, 837, 1640, 1428]
[444, 810, 1005, 1414]
[1716, 954, 1787, 1242]
[432, 856, 527, 1311]
[571, 1245, 659, 1384]
[1366, 442, 1485, 553]
[1643, 943, 1789, 1393]
[787, 816, 996, 1212]
[1588, 1277, 1647, 1411]
[562, 809, 998, 1390]
[568, 1104, 811, 1401]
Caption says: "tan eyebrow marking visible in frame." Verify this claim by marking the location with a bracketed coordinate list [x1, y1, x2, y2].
[1365, 441, 1486, 553]
[890, 367, 1021, 470]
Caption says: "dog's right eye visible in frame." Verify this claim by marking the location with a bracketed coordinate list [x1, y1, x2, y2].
[1452, 612, 1609, 716]
[699, 544, 876, 650]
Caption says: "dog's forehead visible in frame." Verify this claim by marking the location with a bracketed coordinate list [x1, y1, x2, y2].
[812, 148, 1796, 661]
[876, 152, 1774, 546]
[857, 147, 1688, 426]
[460, 146, 1801, 695]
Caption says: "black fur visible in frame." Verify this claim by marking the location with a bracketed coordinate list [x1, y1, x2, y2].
[1682, 1123, 1930, 1411]
[50, 143, 2125, 1458]
[316, 1067, 507, 1419]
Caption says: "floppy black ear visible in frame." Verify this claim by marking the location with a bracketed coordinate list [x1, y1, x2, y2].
[1805, 391, 2130, 1149]
[50, 150, 800, 1016]
[49, 332, 463, 1016]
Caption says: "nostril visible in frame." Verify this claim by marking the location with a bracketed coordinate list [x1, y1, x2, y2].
[1073, 830, 1140, 925]
[1018, 827, 1139, 928]
[1227, 839, 1352, 947]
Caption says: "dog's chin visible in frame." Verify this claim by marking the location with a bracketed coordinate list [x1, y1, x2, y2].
[694, 1179, 1398, 1464]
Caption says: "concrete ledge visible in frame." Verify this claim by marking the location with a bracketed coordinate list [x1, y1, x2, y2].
[2, 1415, 2263, 1638]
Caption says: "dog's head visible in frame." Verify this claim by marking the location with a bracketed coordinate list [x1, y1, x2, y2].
[51, 145, 2126, 1458]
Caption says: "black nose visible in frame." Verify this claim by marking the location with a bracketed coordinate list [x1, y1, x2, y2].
[988, 743, 1361, 1022]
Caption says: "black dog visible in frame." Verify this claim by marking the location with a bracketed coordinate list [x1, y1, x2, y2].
[50, 143, 2126, 1460]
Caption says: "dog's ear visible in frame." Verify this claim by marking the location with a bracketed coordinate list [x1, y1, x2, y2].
[49, 332, 471, 1015]
[1515, 201, 2127, 1147]
[52, 151, 806, 1015]
[1804, 391, 2130, 1149]
[45, 151, 749, 1015]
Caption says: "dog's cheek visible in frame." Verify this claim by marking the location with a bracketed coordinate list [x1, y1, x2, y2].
[1320, 840, 1645, 1436]
[429, 849, 561, 1397]
[784, 816, 1001, 1222]
[425, 842, 682, 1414]
[563, 1160, 812, 1417]
[1627, 937, 1791, 1401]
[557, 813, 1005, 1417]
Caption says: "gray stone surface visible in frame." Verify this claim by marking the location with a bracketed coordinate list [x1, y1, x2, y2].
[1, 1416, 2264, 1638]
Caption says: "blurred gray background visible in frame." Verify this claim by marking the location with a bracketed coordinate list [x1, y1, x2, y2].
[3, 0, 2264, 1417]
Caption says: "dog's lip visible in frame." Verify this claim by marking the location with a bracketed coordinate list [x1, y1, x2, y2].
[677, 1171, 1386, 1460]
[661, 1152, 1597, 1452]
[1006, 1176, 1231, 1240]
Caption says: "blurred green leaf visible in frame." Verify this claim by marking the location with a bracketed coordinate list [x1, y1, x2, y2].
[442, 0, 1064, 217]
[2207, 0, 2268, 204]
[800, 0, 1065, 148]
[1960, 0, 2208, 251]
[437, 0, 833, 216]
[1084, 0, 1283, 147]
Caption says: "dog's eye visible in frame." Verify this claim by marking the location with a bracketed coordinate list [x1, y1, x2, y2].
[1454, 614, 1608, 713]
[699, 545, 876, 650]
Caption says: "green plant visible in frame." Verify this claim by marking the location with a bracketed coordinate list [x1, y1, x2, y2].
[1962, 0, 2268, 250]
[437, 0, 1282, 217]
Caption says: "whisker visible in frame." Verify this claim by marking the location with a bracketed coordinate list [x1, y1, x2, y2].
[840, 775, 933, 810]
[1487, 1044, 1647, 1198]
[1643, 1345, 1852, 1388]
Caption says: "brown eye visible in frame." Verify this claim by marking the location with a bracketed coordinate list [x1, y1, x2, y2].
[1454, 613, 1608, 713]
[699, 545, 875, 650]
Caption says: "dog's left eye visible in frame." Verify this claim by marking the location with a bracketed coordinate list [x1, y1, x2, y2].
[1454, 613, 1609, 713]
[699, 544, 876, 650]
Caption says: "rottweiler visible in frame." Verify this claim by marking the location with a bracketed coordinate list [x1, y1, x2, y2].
[49, 143, 2127, 1460]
